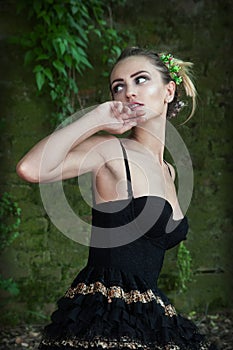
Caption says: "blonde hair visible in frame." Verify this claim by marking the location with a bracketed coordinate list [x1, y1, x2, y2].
[112, 47, 197, 124]
[164, 55, 197, 124]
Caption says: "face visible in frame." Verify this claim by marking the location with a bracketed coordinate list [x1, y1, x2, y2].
[110, 56, 175, 118]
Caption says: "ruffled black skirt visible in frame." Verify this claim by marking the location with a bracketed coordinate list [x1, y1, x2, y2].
[38, 265, 217, 350]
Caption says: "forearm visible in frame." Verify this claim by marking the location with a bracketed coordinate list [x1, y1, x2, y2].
[16, 101, 146, 182]
[17, 111, 102, 182]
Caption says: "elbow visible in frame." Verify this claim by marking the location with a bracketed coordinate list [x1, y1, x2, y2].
[16, 161, 39, 183]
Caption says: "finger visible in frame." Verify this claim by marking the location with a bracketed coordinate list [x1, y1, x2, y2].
[123, 115, 147, 126]
[111, 101, 123, 118]
[135, 108, 146, 117]
[123, 106, 146, 120]
[122, 122, 136, 131]
[135, 115, 148, 124]
[122, 104, 133, 116]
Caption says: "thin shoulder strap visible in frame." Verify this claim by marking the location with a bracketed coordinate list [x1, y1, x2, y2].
[163, 159, 172, 178]
[119, 140, 133, 198]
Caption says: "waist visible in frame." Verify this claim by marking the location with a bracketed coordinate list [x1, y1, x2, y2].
[87, 237, 165, 279]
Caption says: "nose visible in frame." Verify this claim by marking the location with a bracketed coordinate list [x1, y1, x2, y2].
[125, 84, 136, 100]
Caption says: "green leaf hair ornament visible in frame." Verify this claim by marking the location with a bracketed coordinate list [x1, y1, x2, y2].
[160, 54, 183, 85]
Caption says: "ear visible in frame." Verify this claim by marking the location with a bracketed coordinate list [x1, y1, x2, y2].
[164, 81, 176, 103]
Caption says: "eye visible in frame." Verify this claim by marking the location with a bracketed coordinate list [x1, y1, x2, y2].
[112, 84, 124, 94]
[135, 75, 149, 84]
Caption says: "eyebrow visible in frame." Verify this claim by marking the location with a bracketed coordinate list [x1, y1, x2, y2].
[110, 70, 150, 87]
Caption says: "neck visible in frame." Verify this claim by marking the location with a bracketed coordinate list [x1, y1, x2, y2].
[129, 116, 166, 165]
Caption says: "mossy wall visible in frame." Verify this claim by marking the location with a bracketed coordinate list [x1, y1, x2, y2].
[0, 0, 232, 325]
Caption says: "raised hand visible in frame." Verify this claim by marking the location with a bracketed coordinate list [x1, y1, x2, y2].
[96, 101, 148, 134]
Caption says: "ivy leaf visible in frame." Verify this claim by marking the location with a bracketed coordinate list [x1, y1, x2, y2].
[0, 275, 20, 296]
[50, 90, 57, 101]
[38, 10, 51, 26]
[93, 29, 101, 38]
[24, 50, 34, 65]
[67, 14, 88, 42]
[52, 38, 66, 57]
[52, 39, 60, 56]
[112, 45, 121, 57]
[75, 63, 82, 75]
[76, 46, 86, 56]
[52, 60, 67, 77]
[33, 64, 43, 73]
[33, 1, 42, 14]
[54, 4, 64, 20]
[44, 68, 53, 81]
[36, 54, 50, 61]
[69, 78, 78, 93]
[79, 55, 92, 69]
[74, 47, 92, 69]
[35, 71, 45, 91]
[58, 41, 66, 56]
[70, 46, 80, 64]
[74, 36, 87, 48]
[71, 5, 78, 14]
[64, 54, 72, 68]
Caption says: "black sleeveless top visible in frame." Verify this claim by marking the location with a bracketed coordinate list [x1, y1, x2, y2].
[88, 140, 189, 281]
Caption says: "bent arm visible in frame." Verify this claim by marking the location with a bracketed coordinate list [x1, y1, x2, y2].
[16, 111, 104, 183]
[16, 101, 146, 183]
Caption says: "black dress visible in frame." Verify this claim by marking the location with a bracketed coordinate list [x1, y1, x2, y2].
[39, 141, 217, 350]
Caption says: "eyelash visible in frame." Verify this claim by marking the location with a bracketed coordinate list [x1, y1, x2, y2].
[112, 75, 150, 94]
[135, 75, 149, 84]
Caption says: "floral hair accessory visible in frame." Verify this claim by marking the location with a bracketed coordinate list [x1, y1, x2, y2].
[160, 54, 183, 85]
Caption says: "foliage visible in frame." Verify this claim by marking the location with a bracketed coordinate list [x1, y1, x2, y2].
[0, 192, 21, 251]
[0, 192, 21, 296]
[0, 275, 20, 296]
[14, 0, 128, 125]
[176, 242, 192, 293]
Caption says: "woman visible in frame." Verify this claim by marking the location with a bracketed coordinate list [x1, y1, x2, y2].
[17, 47, 217, 349]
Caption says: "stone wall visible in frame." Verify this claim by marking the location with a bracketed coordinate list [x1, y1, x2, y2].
[0, 0, 232, 325]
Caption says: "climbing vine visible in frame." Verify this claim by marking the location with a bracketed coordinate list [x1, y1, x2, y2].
[14, 0, 128, 125]
[176, 242, 192, 293]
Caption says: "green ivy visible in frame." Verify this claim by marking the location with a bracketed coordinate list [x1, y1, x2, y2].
[0, 275, 20, 296]
[176, 242, 192, 293]
[0, 192, 21, 251]
[0, 192, 21, 296]
[13, 0, 128, 125]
